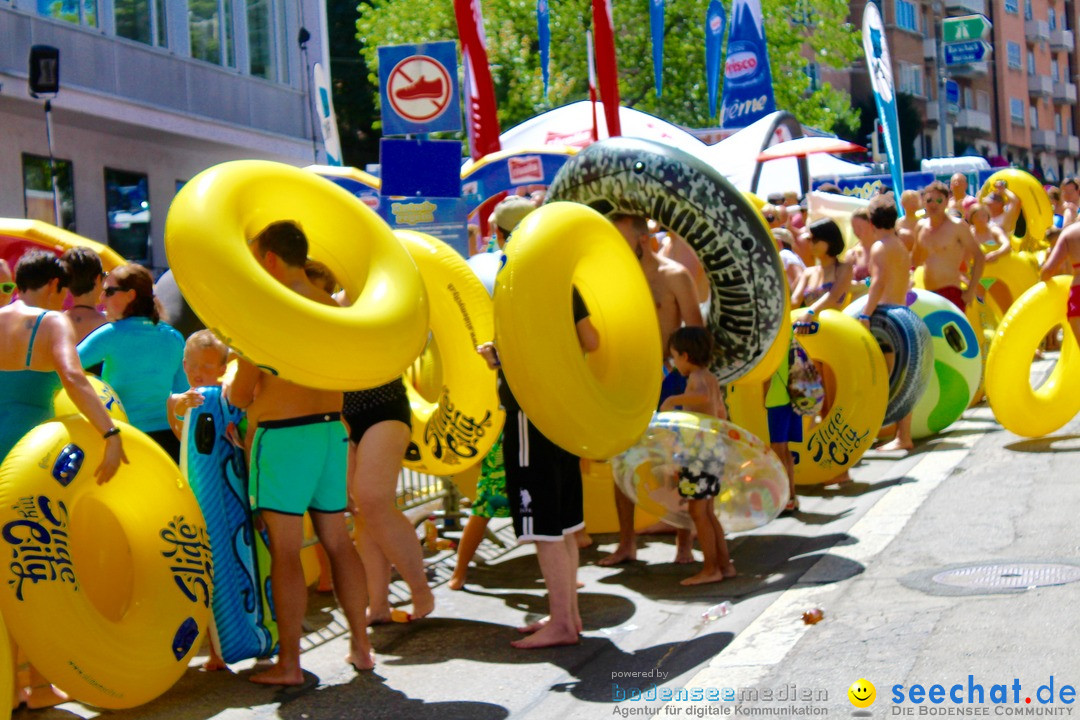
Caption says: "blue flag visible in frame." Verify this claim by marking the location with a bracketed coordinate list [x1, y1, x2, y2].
[650, 0, 665, 98]
[537, 0, 550, 98]
[705, 0, 726, 120]
[719, 0, 776, 129]
[862, 1, 905, 209]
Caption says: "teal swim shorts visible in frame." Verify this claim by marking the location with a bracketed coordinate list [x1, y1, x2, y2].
[249, 413, 347, 515]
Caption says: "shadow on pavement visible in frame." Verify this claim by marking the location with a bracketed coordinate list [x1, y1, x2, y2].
[797, 474, 916, 501]
[368, 617, 732, 704]
[1004, 434, 1080, 453]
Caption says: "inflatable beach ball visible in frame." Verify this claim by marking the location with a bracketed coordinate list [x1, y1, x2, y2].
[905, 290, 981, 438]
[611, 412, 789, 533]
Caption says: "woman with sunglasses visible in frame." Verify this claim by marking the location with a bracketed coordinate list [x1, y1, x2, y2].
[77, 263, 187, 461]
[0, 259, 14, 306]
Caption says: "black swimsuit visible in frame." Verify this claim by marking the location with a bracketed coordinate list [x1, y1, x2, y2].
[342, 378, 412, 443]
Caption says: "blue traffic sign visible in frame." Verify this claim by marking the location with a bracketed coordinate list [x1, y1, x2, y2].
[944, 40, 991, 66]
[378, 41, 461, 136]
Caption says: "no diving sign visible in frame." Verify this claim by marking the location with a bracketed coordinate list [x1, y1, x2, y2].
[378, 41, 462, 136]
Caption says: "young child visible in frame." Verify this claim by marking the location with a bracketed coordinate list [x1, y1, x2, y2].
[448, 433, 510, 590]
[167, 330, 230, 440]
[659, 327, 736, 586]
[166, 329, 230, 671]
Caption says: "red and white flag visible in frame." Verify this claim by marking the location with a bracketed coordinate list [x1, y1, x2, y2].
[590, 0, 622, 137]
[454, 0, 501, 159]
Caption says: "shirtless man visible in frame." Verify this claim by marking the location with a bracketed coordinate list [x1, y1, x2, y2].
[1061, 178, 1079, 228]
[600, 213, 702, 567]
[60, 247, 107, 342]
[857, 194, 915, 452]
[845, 208, 875, 300]
[227, 221, 373, 685]
[914, 181, 984, 314]
[1041, 220, 1080, 343]
[947, 173, 977, 217]
[895, 190, 922, 253]
[657, 227, 710, 306]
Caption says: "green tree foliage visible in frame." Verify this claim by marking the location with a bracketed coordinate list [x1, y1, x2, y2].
[350, 0, 863, 143]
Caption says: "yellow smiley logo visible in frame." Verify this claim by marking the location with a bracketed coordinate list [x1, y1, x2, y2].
[848, 679, 876, 708]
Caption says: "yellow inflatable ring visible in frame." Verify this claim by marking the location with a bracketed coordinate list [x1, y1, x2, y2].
[396, 230, 503, 475]
[54, 374, 128, 422]
[980, 251, 1040, 312]
[494, 202, 662, 460]
[978, 169, 1053, 252]
[985, 277, 1080, 436]
[165, 160, 429, 390]
[0, 418, 212, 709]
[0, 612, 11, 720]
[0, 218, 126, 271]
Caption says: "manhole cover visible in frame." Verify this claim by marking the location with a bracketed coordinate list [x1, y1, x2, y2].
[932, 563, 1080, 590]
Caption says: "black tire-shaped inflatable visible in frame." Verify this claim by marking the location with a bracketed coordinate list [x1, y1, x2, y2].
[545, 137, 786, 384]
[865, 304, 933, 426]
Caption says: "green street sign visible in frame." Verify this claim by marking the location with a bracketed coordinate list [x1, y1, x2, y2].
[943, 14, 992, 43]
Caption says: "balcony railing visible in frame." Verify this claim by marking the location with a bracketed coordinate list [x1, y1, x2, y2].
[1031, 129, 1057, 150]
[1029, 74, 1054, 97]
[1053, 81, 1078, 104]
[924, 37, 937, 60]
[1056, 134, 1080, 155]
[949, 61, 989, 77]
[1026, 19, 1051, 44]
[1049, 28, 1074, 51]
[955, 109, 993, 134]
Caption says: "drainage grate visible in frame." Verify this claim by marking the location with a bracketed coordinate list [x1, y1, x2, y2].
[932, 563, 1080, 590]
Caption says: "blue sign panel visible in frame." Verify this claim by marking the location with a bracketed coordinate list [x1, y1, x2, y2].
[944, 40, 990, 66]
[380, 138, 463, 198]
[378, 41, 461, 136]
[380, 197, 470, 257]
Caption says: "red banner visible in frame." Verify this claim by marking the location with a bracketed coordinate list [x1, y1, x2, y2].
[454, 0, 502, 159]
[591, 0, 622, 137]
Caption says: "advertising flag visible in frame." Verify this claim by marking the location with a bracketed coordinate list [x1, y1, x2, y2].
[591, 0, 622, 137]
[454, 0, 501, 159]
[862, 1, 905, 206]
[312, 62, 342, 166]
[705, 0, 726, 120]
[650, 0, 665, 98]
[538, 0, 550, 98]
[719, 0, 776, 130]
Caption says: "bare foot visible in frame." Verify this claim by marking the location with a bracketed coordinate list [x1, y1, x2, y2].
[447, 572, 467, 591]
[876, 438, 913, 452]
[722, 563, 737, 579]
[249, 664, 305, 686]
[367, 607, 393, 625]
[511, 620, 580, 649]
[346, 636, 375, 672]
[411, 588, 435, 620]
[674, 548, 695, 564]
[597, 545, 636, 566]
[26, 684, 68, 710]
[680, 569, 728, 586]
[199, 657, 229, 672]
[574, 529, 593, 549]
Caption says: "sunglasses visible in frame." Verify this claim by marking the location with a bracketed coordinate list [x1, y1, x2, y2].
[924, 196, 945, 204]
[102, 286, 126, 296]
[0, 282, 15, 294]
[764, 214, 776, 222]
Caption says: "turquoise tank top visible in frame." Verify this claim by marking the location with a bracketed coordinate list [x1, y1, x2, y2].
[0, 311, 63, 460]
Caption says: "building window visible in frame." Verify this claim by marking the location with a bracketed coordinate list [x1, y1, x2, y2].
[104, 169, 151, 261]
[1030, 104, 1039, 128]
[114, 0, 168, 47]
[1008, 42, 1022, 69]
[898, 62, 923, 96]
[1049, 7, 1057, 29]
[1028, 49, 1036, 76]
[248, 0, 286, 81]
[22, 154, 75, 231]
[1024, 0, 1033, 20]
[804, 62, 820, 93]
[1005, 0, 1019, 14]
[190, 0, 236, 67]
[1011, 97, 1026, 123]
[1057, 113, 1063, 132]
[1053, 59, 1060, 82]
[896, 0, 919, 32]
[964, 87, 974, 108]
[977, 90, 990, 111]
[37, 0, 98, 28]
